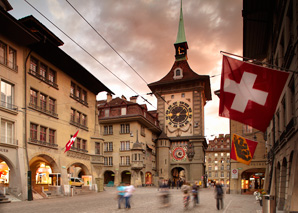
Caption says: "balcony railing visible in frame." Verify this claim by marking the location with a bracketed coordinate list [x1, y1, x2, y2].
[28, 138, 58, 148]
[0, 136, 18, 145]
[0, 100, 18, 112]
[28, 102, 58, 117]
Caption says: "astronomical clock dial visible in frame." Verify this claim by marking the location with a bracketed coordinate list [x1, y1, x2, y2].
[165, 101, 192, 128]
[172, 146, 187, 161]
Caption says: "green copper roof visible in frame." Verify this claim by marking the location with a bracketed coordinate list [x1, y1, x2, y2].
[175, 0, 187, 44]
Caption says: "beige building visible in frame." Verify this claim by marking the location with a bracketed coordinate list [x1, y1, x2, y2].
[97, 95, 160, 187]
[206, 134, 231, 187]
[148, 1, 211, 185]
[243, 0, 298, 211]
[0, 1, 112, 200]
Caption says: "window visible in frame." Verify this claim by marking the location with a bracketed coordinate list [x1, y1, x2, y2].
[243, 125, 253, 133]
[95, 142, 100, 154]
[71, 108, 75, 122]
[227, 172, 230, 178]
[1, 119, 14, 144]
[30, 123, 38, 141]
[104, 142, 113, 152]
[221, 172, 224, 178]
[104, 125, 113, 135]
[120, 156, 130, 165]
[0, 42, 6, 65]
[8, 47, 16, 70]
[40, 126, 47, 142]
[215, 153, 218, 157]
[104, 157, 113, 166]
[76, 111, 81, 124]
[181, 93, 185, 98]
[40, 94, 47, 111]
[49, 129, 55, 145]
[70, 82, 75, 96]
[104, 109, 109, 117]
[174, 68, 183, 79]
[48, 69, 56, 85]
[227, 164, 230, 170]
[82, 114, 87, 126]
[120, 141, 130, 151]
[1, 80, 14, 110]
[141, 126, 145, 136]
[76, 86, 81, 99]
[76, 138, 81, 149]
[120, 124, 130, 134]
[82, 140, 87, 150]
[82, 90, 87, 103]
[30, 89, 38, 107]
[215, 172, 218, 177]
[221, 164, 224, 170]
[208, 165, 211, 171]
[121, 107, 126, 115]
[70, 108, 87, 128]
[39, 63, 47, 80]
[0, 41, 17, 71]
[70, 82, 88, 105]
[49, 98, 56, 115]
[209, 172, 212, 178]
[227, 153, 230, 157]
[215, 165, 218, 170]
[30, 57, 38, 73]
[171, 95, 174, 99]
[221, 153, 224, 157]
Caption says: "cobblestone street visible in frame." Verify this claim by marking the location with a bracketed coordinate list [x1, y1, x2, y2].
[0, 187, 262, 213]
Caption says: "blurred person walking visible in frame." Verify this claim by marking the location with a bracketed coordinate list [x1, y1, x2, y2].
[124, 183, 135, 209]
[116, 183, 125, 209]
[215, 183, 224, 210]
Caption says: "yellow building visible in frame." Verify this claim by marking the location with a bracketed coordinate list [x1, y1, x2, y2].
[0, 1, 112, 200]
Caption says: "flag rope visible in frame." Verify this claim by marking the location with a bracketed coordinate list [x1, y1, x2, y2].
[220, 51, 298, 74]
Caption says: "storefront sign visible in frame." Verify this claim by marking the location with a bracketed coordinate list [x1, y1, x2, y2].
[231, 169, 238, 179]
[0, 148, 8, 153]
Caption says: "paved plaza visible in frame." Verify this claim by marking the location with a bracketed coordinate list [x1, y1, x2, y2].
[0, 187, 262, 213]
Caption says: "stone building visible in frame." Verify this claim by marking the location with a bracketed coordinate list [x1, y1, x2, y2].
[205, 134, 231, 187]
[148, 1, 211, 185]
[0, 1, 112, 200]
[243, 0, 298, 211]
[97, 95, 161, 186]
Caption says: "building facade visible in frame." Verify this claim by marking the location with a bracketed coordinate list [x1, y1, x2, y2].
[206, 134, 231, 187]
[97, 94, 160, 187]
[0, 1, 112, 200]
[243, 0, 298, 211]
[148, 2, 211, 185]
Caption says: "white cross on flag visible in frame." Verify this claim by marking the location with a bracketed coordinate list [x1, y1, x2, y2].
[64, 130, 79, 153]
[219, 55, 289, 132]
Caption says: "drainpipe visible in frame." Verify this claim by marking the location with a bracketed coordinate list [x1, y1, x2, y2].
[24, 49, 33, 201]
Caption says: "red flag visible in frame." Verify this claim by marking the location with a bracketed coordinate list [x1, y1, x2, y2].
[64, 130, 79, 153]
[231, 134, 258, 165]
[219, 55, 289, 132]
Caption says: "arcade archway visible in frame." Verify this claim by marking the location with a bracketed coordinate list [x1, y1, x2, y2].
[103, 170, 115, 185]
[171, 167, 186, 186]
[241, 168, 265, 194]
[145, 172, 152, 185]
[121, 170, 131, 184]
[68, 162, 91, 186]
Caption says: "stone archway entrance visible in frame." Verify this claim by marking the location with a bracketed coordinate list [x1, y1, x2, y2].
[29, 154, 59, 195]
[103, 170, 115, 185]
[121, 170, 131, 184]
[68, 162, 90, 187]
[241, 168, 265, 194]
[0, 155, 17, 196]
[171, 167, 186, 186]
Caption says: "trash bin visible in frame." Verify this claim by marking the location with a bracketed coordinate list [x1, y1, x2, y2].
[262, 195, 275, 213]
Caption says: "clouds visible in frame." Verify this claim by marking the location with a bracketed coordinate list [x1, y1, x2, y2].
[8, 0, 242, 137]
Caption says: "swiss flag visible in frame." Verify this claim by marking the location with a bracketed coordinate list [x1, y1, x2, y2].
[219, 55, 289, 132]
[64, 130, 79, 153]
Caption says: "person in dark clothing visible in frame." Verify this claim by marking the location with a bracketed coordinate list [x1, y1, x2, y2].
[192, 182, 199, 205]
[215, 183, 224, 210]
[177, 179, 180, 189]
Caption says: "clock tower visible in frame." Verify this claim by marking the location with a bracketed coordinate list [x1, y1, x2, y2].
[148, 0, 212, 184]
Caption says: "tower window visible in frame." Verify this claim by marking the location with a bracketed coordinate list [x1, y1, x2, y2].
[173, 68, 183, 80]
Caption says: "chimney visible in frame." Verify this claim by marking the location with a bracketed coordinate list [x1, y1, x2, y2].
[130, 95, 138, 103]
[107, 92, 112, 102]
[121, 95, 127, 101]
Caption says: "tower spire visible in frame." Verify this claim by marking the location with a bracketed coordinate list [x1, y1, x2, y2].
[174, 0, 188, 61]
[175, 0, 186, 44]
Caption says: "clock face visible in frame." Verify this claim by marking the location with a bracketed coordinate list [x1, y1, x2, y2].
[165, 101, 192, 128]
[172, 146, 187, 161]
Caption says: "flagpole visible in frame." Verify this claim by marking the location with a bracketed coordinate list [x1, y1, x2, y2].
[220, 51, 298, 74]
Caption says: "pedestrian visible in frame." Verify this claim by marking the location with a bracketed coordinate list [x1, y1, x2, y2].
[172, 180, 175, 189]
[176, 179, 180, 189]
[192, 181, 199, 206]
[215, 183, 224, 210]
[124, 183, 135, 209]
[168, 179, 172, 189]
[116, 183, 125, 209]
[181, 181, 191, 209]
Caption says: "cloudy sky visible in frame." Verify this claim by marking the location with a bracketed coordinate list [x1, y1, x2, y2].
[8, 0, 243, 139]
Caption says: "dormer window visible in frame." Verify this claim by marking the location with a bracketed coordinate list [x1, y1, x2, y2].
[173, 68, 183, 80]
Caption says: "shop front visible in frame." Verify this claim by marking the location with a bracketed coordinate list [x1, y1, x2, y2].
[241, 168, 265, 194]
